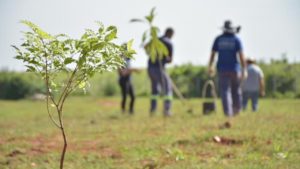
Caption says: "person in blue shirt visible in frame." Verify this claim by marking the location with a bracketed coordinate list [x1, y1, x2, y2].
[148, 28, 174, 117]
[208, 20, 247, 117]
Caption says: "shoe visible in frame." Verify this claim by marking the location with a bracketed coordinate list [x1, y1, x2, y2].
[163, 111, 172, 117]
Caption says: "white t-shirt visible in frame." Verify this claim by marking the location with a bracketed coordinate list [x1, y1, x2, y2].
[242, 64, 264, 92]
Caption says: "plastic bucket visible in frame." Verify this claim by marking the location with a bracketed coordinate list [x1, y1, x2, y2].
[202, 80, 217, 115]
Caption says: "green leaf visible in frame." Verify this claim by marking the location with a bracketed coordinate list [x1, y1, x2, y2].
[106, 26, 117, 33]
[21, 20, 53, 40]
[64, 58, 75, 65]
[25, 65, 36, 72]
[55, 34, 69, 39]
[151, 27, 159, 38]
[125, 40, 136, 56]
[78, 55, 86, 67]
[81, 33, 89, 40]
[145, 7, 155, 23]
[63, 47, 70, 51]
[157, 39, 169, 57]
[28, 59, 40, 65]
[150, 7, 156, 18]
[53, 60, 61, 67]
[11, 45, 20, 51]
[78, 81, 86, 89]
[15, 55, 23, 60]
[50, 81, 57, 88]
[105, 26, 117, 41]
[93, 42, 106, 51]
[142, 31, 148, 44]
[127, 39, 134, 51]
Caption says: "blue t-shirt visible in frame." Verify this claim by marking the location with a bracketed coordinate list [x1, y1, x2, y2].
[212, 33, 243, 72]
[148, 36, 173, 68]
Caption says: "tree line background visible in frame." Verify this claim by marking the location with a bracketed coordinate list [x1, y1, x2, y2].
[1, 57, 299, 100]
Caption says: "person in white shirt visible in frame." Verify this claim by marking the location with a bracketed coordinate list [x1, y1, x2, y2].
[242, 57, 265, 112]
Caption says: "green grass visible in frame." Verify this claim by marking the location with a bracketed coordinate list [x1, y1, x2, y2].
[0, 97, 299, 169]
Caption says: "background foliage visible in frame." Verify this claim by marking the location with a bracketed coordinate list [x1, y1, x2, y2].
[1, 58, 299, 99]
[0, 71, 45, 100]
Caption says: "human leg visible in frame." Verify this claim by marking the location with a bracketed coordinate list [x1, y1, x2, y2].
[119, 79, 127, 112]
[218, 73, 233, 116]
[242, 91, 249, 111]
[148, 68, 160, 114]
[250, 91, 259, 112]
[162, 71, 173, 116]
[231, 73, 242, 115]
[128, 81, 135, 114]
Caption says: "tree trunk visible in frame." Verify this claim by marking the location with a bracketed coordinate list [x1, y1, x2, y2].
[60, 126, 67, 169]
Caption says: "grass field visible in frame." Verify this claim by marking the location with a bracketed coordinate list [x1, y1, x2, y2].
[0, 97, 299, 169]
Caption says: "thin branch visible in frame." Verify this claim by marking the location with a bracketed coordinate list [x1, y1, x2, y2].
[40, 38, 59, 107]
[46, 95, 61, 128]
[58, 72, 84, 114]
[57, 66, 78, 107]
[58, 89, 71, 120]
[44, 45, 60, 128]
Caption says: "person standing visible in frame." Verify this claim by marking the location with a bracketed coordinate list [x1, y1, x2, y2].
[118, 58, 139, 114]
[242, 57, 265, 112]
[208, 20, 247, 117]
[148, 28, 174, 117]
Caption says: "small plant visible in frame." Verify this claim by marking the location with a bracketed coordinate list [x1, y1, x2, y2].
[13, 20, 135, 169]
[130, 7, 168, 63]
[131, 7, 170, 97]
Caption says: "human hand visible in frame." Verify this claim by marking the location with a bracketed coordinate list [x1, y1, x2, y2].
[208, 66, 215, 77]
[241, 69, 248, 80]
[166, 57, 172, 63]
[135, 69, 142, 73]
[260, 90, 265, 97]
[131, 68, 141, 74]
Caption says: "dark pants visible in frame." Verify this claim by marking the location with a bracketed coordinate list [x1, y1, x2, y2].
[148, 67, 173, 116]
[242, 91, 259, 112]
[218, 72, 242, 117]
[119, 77, 135, 113]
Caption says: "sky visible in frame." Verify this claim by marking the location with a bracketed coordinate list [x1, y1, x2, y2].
[1, 0, 300, 71]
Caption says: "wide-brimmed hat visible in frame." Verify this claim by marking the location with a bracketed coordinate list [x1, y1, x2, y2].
[222, 20, 241, 34]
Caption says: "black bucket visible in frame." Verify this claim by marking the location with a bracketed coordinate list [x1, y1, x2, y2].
[202, 80, 217, 115]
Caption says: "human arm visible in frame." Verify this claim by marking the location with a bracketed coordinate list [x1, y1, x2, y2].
[208, 50, 216, 77]
[165, 42, 173, 63]
[208, 37, 219, 77]
[238, 51, 247, 80]
[259, 70, 265, 96]
[259, 77, 265, 96]
[236, 37, 247, 80]
[118, 68, 130, 76]
[119, 68, 141, 76]
[129, 68, 141, 73]
[166, 55, 172, 63]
